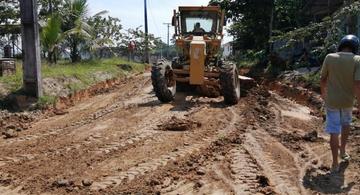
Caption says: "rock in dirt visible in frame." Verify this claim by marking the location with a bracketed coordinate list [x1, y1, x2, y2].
[82, 179, 93, 186]
[148, 179, 161, 186]
[303, 130, 318, 142]
[54, 179, 73, 187]
[312, 159, 318, 165]
[0, 173, 13, 185]
[257, 175, 270, 187]
[196, 168, 206, 175]
[3, 129, 18, 139]
[194, 180, 205, 188]
[53, 109, 69, 116]
[159, 116, 201, 131]
[6, 125, 16, 130]
[300, 153, 308, 158]
[215, 155, 225, 161]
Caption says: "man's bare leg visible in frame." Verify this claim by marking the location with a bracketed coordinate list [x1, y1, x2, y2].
[330, 133, 339, 168]
[340, 125, 350, 157]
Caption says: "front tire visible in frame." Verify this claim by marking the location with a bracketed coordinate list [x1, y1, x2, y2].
[220, 63, 240, 105]
[151, 60, 176, 103]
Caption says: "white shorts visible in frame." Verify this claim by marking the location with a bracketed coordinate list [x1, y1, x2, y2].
[325, 107, 352, 134]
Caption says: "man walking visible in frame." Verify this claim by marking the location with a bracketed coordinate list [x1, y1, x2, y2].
[320, 35, 360, 172]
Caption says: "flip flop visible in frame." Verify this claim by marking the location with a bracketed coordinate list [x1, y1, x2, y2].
[341, 153, 351, 161]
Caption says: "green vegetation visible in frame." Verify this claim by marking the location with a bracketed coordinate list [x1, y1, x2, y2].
[237, 59, 258, 68]
[0, 58, 146, 94]
[302, 72, 320, 89]
[235, 50, 266, 68]
[1, 0, 166, 64]
[210, 0, 312, 51]
[0, 64, 23, 91]
[271, 2, 360, 61]
[36, 95, 57, 109]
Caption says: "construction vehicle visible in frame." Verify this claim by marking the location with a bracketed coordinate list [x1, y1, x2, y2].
[151, 6, 240, 105]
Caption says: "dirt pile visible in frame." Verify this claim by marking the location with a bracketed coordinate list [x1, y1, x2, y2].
[303, 130, 319, 142]
[267, 81, 323, 112]
[158, 116, 202, 131]
[0, 110, 41, 138]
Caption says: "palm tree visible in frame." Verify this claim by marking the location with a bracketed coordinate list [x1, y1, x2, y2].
[62, 0, 92, 62]
[41, 14, 63, 64]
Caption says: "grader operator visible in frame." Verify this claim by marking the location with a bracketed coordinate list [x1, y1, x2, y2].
[151, 6, 240, 105]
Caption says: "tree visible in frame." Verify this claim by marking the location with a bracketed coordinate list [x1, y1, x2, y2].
[210, 0, 274, 51]
[0, 0, 20, 30]
[119, 26, 161, 62]
[61, 0, 92, 62]
[41, 14, 63, 64]
[38, 0, 64, 19]
[209, 0, 312, 52]
[0, 0, 20, 50]
[87, 13, 123, 58]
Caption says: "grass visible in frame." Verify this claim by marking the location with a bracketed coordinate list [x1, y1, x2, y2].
[0, 64, 23, 91]
[302, 72, 321, 90]
[37, 95, 57, 109]
[237, 59, 258, 68]
[0, 58, 146, 104]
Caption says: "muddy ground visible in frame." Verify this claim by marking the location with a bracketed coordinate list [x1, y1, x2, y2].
[0, 72, 359, 195]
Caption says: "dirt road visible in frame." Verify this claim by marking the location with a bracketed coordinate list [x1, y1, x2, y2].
[0, 73, 359, 195]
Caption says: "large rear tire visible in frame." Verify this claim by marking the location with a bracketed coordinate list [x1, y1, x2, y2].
[220, 63, 240, 105]
[151, 60, 176, 103]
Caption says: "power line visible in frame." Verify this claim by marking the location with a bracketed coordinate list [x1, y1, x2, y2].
[163, 23, 171, 58]
[147, 0, 161, 37]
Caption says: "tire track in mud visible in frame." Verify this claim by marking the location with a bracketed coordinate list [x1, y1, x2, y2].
[86, 101, 206, 157]
[90, 107, 241, 191]
[242, 89, 314, 195]
[228, 146, 263, 194]
[0, 76, 152, 146]
[0, 95, 205, 171]
[243, 130, 302, 195]
[0, 77, 169, 175]
[252, 88, 360, 195]
[267, 91, 332, 194]
[0, 94, 216, 195]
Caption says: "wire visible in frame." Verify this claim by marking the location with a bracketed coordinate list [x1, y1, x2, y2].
[147, 0, 163, 39]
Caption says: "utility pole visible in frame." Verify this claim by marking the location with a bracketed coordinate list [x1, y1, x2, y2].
[19, 0, 42, 98]
[144, 0, 150, 64]
[163, 23, 171, 59]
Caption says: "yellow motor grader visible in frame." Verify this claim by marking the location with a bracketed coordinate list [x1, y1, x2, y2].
[151, 6, 240, 105]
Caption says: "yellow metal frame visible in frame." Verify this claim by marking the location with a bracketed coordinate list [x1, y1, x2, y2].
[172, 6, 226, 86]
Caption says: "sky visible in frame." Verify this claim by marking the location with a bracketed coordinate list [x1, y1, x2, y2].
[87, 0, 233, 44]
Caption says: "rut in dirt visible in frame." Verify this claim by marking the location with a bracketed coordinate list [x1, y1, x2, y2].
[0, 73, 360, 195]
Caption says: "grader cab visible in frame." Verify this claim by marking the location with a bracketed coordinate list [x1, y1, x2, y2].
[151, 6, 240, 105]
